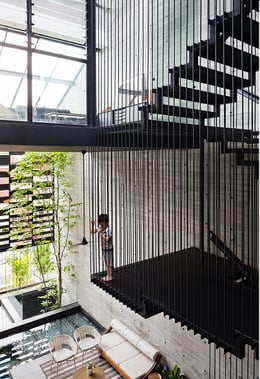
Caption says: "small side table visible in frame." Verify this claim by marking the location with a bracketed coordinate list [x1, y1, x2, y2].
[73, 366, 105, 379]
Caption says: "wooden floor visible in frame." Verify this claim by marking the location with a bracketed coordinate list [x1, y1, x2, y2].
[91, 247, 258, 359]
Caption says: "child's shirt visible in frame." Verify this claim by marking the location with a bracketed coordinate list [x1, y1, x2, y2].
[100, 225, 113, 250]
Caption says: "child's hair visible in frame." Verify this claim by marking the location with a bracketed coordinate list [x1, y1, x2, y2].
[98, 213, 109, 223]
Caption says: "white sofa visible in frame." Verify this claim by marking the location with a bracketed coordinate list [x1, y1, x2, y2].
[98, 319, 162, 379]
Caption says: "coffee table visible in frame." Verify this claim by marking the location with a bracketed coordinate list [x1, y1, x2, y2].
[72, 366, 105, 379]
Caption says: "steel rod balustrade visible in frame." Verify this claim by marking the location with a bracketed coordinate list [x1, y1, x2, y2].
[88, 0, 258, 372]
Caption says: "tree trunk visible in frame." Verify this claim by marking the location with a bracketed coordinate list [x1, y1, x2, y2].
[57, 263, 63, 308]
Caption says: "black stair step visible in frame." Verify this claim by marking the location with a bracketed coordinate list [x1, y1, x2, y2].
[139, 104, 216, 119]
[231, 17, 259, 48]
[169, 65, 252, 90]
[146, 120, 200, 132]
[198, 41, 259, 71]
[209, 14, 258, 48]
[208, 12, 239, 35]
[153, 85, 233, 105]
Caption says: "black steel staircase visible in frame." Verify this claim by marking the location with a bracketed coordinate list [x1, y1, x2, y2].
[97, 0, 259, 153]
[149, 0, 259, 142]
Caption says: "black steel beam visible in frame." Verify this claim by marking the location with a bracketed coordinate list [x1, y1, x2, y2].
[0, 121, 97, 150]
[0, 303, 81, 339]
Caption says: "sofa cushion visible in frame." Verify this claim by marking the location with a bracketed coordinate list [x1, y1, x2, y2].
[99, 331, 125, 352]
[137, 339, 160, 361]
[111, 319, 128, 335]
[119, 352, 154, 379]
[123, 328, 142, 346]
[105, 340, 140, 365]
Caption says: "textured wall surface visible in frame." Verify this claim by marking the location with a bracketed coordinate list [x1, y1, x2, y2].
[66, 152, 258, 379]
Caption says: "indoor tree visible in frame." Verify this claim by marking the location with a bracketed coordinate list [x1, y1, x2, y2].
[5, 152, 79, 309]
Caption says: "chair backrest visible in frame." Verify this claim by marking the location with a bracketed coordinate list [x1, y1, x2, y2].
[49, 334, 77, 354]
[74, 325, 100, 343]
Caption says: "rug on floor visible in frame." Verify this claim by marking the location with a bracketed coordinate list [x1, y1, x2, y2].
[40, 350, 122, 379]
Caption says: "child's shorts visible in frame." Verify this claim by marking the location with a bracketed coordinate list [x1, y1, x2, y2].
[102, 249, 113, 265]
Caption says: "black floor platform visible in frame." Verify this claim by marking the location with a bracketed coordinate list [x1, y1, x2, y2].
[91, 247, 258, 359]
[96, 120, 258, 151]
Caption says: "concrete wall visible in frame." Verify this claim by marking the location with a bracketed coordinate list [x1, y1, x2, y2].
[65, 152, 258, 379]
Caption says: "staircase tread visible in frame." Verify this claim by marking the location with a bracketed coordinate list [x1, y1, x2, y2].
[169, 65, 252, 89]
[209, 14, 259, 48]
[153, 85, 233, 105]
[140, 103, 217, 119]
[228, 17, 259, 48]
[198, 41, 259, 71]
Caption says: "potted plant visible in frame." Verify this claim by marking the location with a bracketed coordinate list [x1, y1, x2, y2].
[87, 362, 95, 375]
[162, 364, 187, 379]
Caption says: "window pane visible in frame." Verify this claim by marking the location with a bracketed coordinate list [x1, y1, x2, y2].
[34, 37, 86, 60]
[5, 31, 27, 47]
[32, 53, 86, 124]
[0, 45, 27, 72]
[32, 0, 86, 45]
[0, 47, 27, 121]
[0, 29, 27, 48]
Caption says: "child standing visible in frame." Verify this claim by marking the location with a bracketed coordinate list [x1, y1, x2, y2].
[90, 214, 113, 281]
